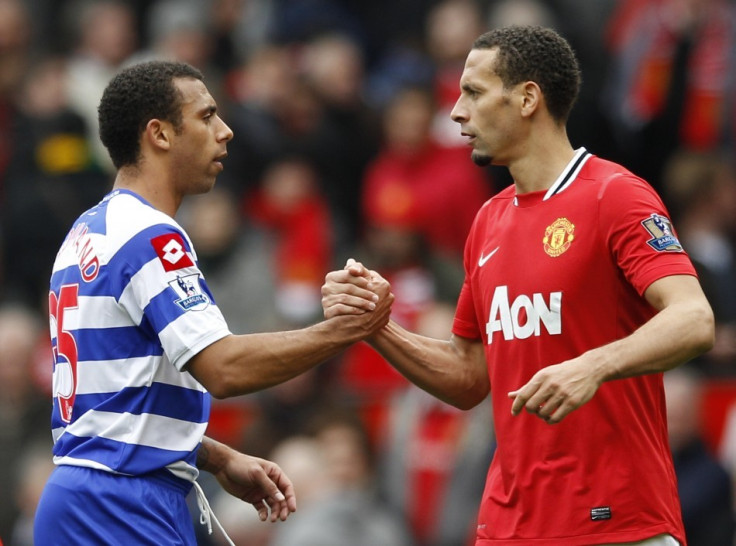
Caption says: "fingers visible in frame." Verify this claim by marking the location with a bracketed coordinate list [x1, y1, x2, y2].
[344, 257, 367, 275]
[322, 260, 389, 318]
[256, 498, 269, 522]
[508, 370, 592, 424]
[244, 460, 296, 522]
[508, 374, 565, 423]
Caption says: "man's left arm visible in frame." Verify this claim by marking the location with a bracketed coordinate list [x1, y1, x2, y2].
[197, 436, 297, 522]
[509, 274, 714, 424]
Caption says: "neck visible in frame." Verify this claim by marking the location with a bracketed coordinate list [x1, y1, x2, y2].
[508, 128, 576, 195]
[113, 165, 181, 217]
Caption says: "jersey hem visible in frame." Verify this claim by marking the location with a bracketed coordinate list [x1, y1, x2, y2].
[474, 523, 683, 545]
[171, 328, 232, 371]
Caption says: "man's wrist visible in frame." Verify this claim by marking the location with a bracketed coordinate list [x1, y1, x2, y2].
[196, 436, 230, 473]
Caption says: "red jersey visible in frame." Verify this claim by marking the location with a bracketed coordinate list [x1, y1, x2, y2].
[452, 150, 693, 545]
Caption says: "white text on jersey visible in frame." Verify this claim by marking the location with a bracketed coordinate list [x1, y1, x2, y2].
[61, 223, 100, 282]
[486, 286, 562, 343]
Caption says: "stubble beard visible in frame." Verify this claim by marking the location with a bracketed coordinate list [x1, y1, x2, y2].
[471, 150, 492, 167]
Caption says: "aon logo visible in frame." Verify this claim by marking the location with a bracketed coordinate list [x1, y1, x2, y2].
[486, 286, 562, 343]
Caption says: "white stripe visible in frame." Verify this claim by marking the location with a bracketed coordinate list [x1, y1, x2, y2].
[166, 460, 199, 482]
[63, 296, 135, 330]
[153, 353, 207, 390]
[53, 456, 115, 473]
[118, 258, 172, 325]
[54, 456, 199, 482]
[543, 147, 589, 201]
[55, 231, 109, 271]
[51, 455, 199, 483]
[64, 410, 207, 452]
[67, 356, 203, 394]
[160, 311, 230, 371]
[106, 193, 187, 255]
[552, 150, 591, 197]
[52, 426, 65, 443]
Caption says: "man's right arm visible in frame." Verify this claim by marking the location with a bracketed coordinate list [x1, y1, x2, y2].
[322, 261, 489, 410]
[186, 278, 393, 398]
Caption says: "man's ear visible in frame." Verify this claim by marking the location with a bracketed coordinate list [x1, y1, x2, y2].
[144, 119, 172, 152]
[519, 81, 541, 118]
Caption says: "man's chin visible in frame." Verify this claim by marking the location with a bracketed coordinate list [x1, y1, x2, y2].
[471, 151, 491, 167]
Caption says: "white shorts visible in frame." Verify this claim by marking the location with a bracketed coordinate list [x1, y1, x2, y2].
[601, 534, 680, 546]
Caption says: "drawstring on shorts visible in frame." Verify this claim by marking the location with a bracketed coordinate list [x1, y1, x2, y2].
[193, 480, 236, 546]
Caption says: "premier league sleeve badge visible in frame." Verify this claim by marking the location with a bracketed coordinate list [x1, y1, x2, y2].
[168, 274, 211, 311]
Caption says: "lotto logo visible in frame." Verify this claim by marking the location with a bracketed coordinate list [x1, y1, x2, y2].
[151, 233, 195, 272]
[162, 239, 185, 264]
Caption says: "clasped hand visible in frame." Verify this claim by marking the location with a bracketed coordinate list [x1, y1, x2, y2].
[322, 259, 393, 326]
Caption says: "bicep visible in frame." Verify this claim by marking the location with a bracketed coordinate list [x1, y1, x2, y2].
[643, 274, 711, 311]
[450, 333, 490, 394]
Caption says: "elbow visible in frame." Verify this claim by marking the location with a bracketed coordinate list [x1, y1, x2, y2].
[442, 380, 490, 411]
[196, 374, 233, 399]
[696, 305, 716, 355]
[688, 302, 716, 358]
[205, 382, 232, 400]
[191, 365, 246, 399]
[203, 373, 262, 399]
[453, 397, 485, 411]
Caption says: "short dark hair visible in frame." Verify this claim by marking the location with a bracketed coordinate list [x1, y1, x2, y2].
[473, 26, 581, 123]
[98, 60, 204, 168]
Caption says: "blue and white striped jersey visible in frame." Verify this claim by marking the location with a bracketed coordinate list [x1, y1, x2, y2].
[48, 189, 231, 484]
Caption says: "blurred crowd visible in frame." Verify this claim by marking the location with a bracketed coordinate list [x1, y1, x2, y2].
[0, 0, 735, 544]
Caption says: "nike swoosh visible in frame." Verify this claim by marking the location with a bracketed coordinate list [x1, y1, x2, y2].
[478, 246, 499, 267]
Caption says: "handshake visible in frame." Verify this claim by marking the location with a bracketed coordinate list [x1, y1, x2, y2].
[320, 258, 395, 341]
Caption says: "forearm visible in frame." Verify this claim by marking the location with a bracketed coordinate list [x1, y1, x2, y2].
[370, 320, 489, 410]
[188, 315, 373, 398]
[585, 296, 714, 383]
[197, 435, 232, 473]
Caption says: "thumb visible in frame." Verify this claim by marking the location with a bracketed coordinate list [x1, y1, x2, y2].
[344, 258, 369, 278]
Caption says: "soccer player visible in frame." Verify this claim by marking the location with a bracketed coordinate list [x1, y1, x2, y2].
[322, 26, 715, 545]
[35, 60, 393, 545]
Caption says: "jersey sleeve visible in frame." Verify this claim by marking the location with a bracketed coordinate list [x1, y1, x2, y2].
[116, 224, 231, 371]
[598, 174, 697, 296]
[452, 279, 481, 339]
[452, 208, 484, 340]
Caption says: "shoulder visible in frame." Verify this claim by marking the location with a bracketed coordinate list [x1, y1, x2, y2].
[468, 186, 514, 227]
[104, 191, 195, 269]
[107, 191, 188, 244]
[578, 156, 657, 202]
[486, 185, 516, 208]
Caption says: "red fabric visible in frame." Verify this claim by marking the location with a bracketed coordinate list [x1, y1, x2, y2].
[0, 101, 12, 199]
[362, 142, 491, 258]
[245, 188, 332, 284]
[605, 0, 736, 149]
[336, 266, 434, 398]
[434, 65, 463, 109]
[454, 155, 693, 544]
[408, 405, 464, 543]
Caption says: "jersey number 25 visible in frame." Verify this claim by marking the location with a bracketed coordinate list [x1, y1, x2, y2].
[49, 284, 79, 423]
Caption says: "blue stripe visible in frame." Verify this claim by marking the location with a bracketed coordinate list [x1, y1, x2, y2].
[50, 223, 194, 300]
[75, 326, 163, 362]
[144, 281, 195, 335]
[50, 263, 137, 299]
[69, 383, 209, 424]
[113, 224, 194, 281]
[53, 434, 199, 476]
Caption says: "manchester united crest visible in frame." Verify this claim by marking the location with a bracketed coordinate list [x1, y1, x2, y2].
[543, 217, 575, 257]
